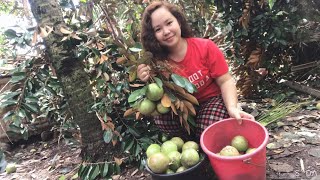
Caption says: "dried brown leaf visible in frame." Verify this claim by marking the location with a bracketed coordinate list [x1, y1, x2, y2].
[114, 157, 123, 166]
[180, 93, 199, 106]
[60, 27, 72, 34]
[170, 103, 178, 115]
[124, 108, 135, 117]
[182, 100, 196, 116]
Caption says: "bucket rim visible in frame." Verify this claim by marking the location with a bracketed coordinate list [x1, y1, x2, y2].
[200, 118, 269, 161]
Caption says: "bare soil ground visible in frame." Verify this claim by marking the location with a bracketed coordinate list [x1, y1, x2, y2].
[0, 99, 319, 180]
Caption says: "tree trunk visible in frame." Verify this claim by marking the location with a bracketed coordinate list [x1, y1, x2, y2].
[28, 0, 109, 160]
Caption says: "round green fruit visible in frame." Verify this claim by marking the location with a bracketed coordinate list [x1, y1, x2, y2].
[246, 148, 256, 154]
[182, 141, 199, 151]
[231, 135, 249, 152]
[147, 152, 170, 174]
[146, 83, 164, 101]
[166, 169, 175, 174]
[176, 166, 187, 173]
[219, 145, 240, 156]
[161, 141, 178, 155]
[146, 144, 161, 158]
[138, 99, 156, 116]
[167, 151, 181, 171]
[156, 103, 170, 114]
[180, 149, 200, 168]
[170, 137, 184, 151]
[5, 163, 17, 174]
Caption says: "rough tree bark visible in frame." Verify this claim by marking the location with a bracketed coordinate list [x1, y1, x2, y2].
[28, 0, 109, 160]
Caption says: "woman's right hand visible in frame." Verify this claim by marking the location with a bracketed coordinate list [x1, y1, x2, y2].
[137, 64, 151, 82]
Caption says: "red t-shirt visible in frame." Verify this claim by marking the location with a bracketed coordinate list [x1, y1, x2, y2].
[170, 38, 229, 103]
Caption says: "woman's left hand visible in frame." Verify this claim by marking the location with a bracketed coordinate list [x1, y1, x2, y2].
[227, 107, 255, 124]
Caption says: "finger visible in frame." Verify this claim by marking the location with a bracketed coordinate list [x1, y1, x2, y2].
[137, 64, 147, 72]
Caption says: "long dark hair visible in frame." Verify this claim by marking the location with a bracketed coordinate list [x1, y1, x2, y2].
[141, 1, 193, 60]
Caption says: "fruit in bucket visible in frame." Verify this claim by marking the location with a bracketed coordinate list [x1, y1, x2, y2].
[146, 144, 161, 158]
[138, 99, 156, 115]
[231, 135, 248, 152]
[161, 141, 178, 155]
[182, 141, 199, 151]
[147, 152, 170, 174]
[180, 148, 200, 168]
[145, 137, 202, 174]
[170, 137, 184, 151]
[219, 145, 240, 156]
[146, 83, 164, 101]
[246, 148, 256, 154]
[167, 151, 181, 171]
[176, 166, 187, 173]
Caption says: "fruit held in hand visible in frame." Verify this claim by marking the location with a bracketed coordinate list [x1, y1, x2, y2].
[146, 144, 161, 158]
[5, 163, 16, 174]
[231, 135, 248, 152]
[219, 145, 240, 156]
[138, 99, 156, 115]
[146, 83, 164, 101]
[147, 152, 170, 173]
[180, 148, 200, 168]
[182, 141, 199, 151]
[156, 103, 170, 114]
[161, 141, 178, 155]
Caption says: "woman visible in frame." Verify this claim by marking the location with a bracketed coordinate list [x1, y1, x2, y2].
[137, 1, 254, 139]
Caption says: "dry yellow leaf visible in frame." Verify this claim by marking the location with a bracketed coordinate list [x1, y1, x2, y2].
[114, 157, 123, 166]
[170, 103, 178, 115]
[116, 57, 127, 65]
[136, 111, 142, 120]
[180, 93, 199, 106]
[182, 100, 196, 116]
[124, 108, 135, 117]
[60, 27, 72, 34]
[163, 81, 175, 90]
[172, 83, 186, 95]
[161, 93, 171, 107]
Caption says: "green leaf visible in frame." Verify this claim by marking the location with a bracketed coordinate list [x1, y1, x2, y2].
[90, 165, 100, 180]
[91, 48, 101, 57]
[171, 74, 186, 88]
[123, 137, 135, 152]
[0, 100, 17, 108]
[128, 89, 145, 103]
[184, 79, 197, 93]
[101, 162, 109, 177]
[154, 77, 163, 88]
[10, 72, 26, 83]
[127, 126, 141, 137]
[59, 175, 66, 180]
[23, 103, 39, 113]
[103, 129, 113, 143]
[1, 92, 20, 100]
[269, 0, 275, 9]
[24, 96, 38, 103]
[129, 47, 142, 52]
[4, 29, 17, 38]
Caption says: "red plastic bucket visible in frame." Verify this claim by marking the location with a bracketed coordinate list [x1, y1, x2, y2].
[200, 118, 269, 180]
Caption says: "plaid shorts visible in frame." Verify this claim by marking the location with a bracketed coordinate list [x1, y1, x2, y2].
[153, 95, 229, 140]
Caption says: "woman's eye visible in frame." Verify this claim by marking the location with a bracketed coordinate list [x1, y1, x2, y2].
[167, 21, 172, 25]
[154, 28, 160, 32]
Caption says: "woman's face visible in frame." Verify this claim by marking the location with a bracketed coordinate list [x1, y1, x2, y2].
[151, 7, 182, 49]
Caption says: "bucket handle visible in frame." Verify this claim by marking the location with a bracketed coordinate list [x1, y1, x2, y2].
[243, 158, 265, 167]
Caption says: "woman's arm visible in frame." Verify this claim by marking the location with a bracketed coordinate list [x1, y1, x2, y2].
[215, 73, 254, 123]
